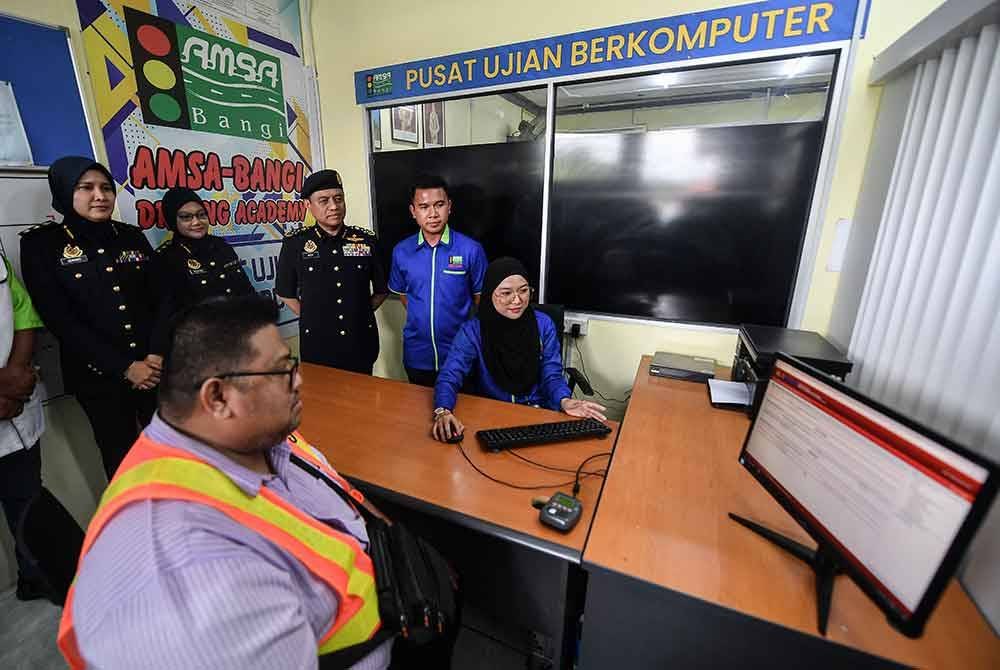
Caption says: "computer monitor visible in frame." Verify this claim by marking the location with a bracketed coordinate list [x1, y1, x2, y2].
[736, 353, 999, 638]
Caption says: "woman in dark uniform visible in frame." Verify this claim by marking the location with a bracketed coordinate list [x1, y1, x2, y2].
[156, 187, 255, 315]
[19, 156, 166, 479]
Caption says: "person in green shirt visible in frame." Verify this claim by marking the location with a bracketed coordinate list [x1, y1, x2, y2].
[1, 254, 47, 600]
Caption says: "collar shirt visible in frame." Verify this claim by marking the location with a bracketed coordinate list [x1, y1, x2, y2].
[388, 226, 487, 371]
[1, 256, 45, 458]
[68, 414, 391, 670]
[276, 224, 387, 370]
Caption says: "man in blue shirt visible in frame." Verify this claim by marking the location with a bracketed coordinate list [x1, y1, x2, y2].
[389, 175, 487, 387]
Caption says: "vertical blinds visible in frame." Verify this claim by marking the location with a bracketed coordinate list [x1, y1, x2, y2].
[849, 23, 1000, 627]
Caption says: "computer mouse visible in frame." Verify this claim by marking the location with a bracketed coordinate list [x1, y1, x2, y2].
[446, 431, 465, 444]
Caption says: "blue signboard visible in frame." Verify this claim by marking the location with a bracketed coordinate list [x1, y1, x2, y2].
[355, 0, 859, 105]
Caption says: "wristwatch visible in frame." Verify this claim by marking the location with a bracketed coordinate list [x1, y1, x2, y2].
[432, 407, 451, 421]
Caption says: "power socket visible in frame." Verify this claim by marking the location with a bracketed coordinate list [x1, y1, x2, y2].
[565, 316, 588, 336]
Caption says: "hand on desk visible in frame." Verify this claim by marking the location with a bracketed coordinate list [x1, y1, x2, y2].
[561, 398, 607, 422]
[432, 410, 465, 443]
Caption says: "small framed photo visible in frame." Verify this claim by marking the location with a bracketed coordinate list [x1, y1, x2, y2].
[422, 101, 445, 148]
[370, 109, 382, 150]
[391, 105, 418, 144]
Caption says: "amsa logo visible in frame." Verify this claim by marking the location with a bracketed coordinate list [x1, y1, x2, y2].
[126, 7, 288, 143]
[177, 26, 287, 143]
[181, 38, 280, 89]
[366, 70, 392, 97]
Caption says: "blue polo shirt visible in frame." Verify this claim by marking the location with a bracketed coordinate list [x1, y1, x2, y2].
[434, 310, 572, 411]
[389, 226, 487, 371]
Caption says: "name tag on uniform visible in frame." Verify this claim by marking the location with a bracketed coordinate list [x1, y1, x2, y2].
[343, 243, 371, 257]
[61, 244, 88, 265]
[301, 239, 320, 259]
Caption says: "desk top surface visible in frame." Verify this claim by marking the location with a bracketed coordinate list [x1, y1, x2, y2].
[583, 356, 999, 668]
[298, 363, 618, 561]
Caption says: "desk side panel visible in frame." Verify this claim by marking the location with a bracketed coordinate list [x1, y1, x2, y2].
[579, 563, 906, 670]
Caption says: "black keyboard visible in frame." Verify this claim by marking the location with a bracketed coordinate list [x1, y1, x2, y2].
[476, 418, 612, 452]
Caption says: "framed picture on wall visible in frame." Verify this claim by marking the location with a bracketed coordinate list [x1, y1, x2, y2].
[422, 101, 445, 148]
[391, 104, 418, 143]
[370, 109, 382, 150]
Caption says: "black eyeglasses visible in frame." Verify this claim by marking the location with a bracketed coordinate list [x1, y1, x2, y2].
[194, 356, 299, 391]
[177, 211, 210, 223]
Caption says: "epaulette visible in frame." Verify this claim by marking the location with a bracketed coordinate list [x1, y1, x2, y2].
[346, 224, 375, 237]
[155, 237, 174, 253]
[284, 225, 306, 238]
[113, 220, 144, 235]
[18, 220, 59, 237]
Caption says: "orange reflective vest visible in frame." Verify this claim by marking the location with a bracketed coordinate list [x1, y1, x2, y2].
[58, 431, 381, 669]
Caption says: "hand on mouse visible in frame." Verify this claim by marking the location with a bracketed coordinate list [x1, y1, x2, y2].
[432, 409, 465, 443]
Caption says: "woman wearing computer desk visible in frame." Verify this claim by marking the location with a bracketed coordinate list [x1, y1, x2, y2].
[431, 257, 606, 442]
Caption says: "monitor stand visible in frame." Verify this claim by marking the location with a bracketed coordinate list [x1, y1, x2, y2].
[729, 513, 841, 636]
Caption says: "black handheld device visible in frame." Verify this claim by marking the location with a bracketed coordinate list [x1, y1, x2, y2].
[538, 492, 582, 532]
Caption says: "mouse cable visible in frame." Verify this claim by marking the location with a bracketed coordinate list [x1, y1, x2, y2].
[573, 452, 612, 497]
[455, 441, 606, 491]
[506, 449, 606, 476]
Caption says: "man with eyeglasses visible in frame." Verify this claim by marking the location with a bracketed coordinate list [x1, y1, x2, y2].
[276, 170, 388, 375]
[389, 174, 487, 387]
[155, 187, 255, 320]
[59, 296, 394, 669]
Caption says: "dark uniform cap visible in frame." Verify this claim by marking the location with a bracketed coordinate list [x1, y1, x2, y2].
[160, 187, 203, 232]
[48, 156, 115, 217]
[300, 169, 344, 200]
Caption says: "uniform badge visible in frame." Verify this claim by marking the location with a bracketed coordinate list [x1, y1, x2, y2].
[447, 255, 464, 270]
[117, 250, 149, 264]
[60, 244, 88, 265]
[345, 234, 366, 243]
[304, 239, 318, 254]
[343, 243, 372, 257]
[187, 258, 202, 270]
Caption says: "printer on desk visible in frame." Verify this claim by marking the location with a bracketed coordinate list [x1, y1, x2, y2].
[731, 324, 853, 418]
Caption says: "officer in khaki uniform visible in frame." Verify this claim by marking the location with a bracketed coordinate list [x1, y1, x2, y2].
[19, 157, 166, 479]
[276, 170, 388, 374]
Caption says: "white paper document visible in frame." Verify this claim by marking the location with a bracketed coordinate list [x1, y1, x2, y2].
[708, 379, 751, 406]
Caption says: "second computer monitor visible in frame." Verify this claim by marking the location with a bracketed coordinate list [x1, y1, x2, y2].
[739, 353, 998, 637]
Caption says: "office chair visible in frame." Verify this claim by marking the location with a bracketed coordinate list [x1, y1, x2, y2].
[532, 302, 593, 396]
[16, 487, 85, 606]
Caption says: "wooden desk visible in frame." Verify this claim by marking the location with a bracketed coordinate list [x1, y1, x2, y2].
[298, 364, 619, 669]
[580, 356, 999, 669]
[298, 363, 617, 561]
